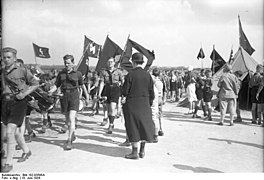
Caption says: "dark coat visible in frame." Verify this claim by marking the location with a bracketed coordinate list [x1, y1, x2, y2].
[122, 67, 155, 142]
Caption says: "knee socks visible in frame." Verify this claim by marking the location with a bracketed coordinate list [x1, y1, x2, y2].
[109, 115, 115, 124]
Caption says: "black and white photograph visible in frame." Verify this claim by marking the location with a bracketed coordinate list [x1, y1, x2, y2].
[1, 0, 263, 177]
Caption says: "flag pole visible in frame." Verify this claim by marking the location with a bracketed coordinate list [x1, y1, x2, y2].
[33, 43, 38, 65]
[117, 34, 130, 68]
[212, 44, 215, 75]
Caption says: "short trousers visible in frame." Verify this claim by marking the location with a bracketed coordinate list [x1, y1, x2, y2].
[251, 86, 258, 103]
[196, 89, 204, 100]
[203, 89, 213, 102]
[219, 98, 236, 115]
[60, 90, 80, 113]
[26, 105, 34, 116]
[1, 99, 27, 127]
[101, 84, 121, 104]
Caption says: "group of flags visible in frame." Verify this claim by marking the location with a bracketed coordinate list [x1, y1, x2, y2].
[196, 15, 255, 74]
[77, 35, 155, 75]
[32, 34, 155, 76]
[32, 15, 255, 75]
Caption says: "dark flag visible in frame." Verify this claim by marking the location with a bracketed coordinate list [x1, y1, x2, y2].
[76, 55, 89, 77]
[197, 48, 205, 59]
[77, 36, 101, 76]
[210, 48, 226, 74]
[120, 38, 155, 71]
[83, 35, 101, 58]
[238, 15, 255, 55]
[95, 36, 123, 72]
[33, 43, 51, 58]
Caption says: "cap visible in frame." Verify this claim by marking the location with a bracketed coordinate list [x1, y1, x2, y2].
[131, 52, 144, 63]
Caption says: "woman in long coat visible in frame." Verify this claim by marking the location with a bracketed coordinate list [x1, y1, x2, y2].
[122, 52, 155, 159]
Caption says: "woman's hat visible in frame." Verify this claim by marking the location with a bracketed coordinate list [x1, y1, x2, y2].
[131, 52, 144, 63]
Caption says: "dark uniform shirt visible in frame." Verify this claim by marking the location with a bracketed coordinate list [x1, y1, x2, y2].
[55, 68, 83, 91]
[204, 77, 213, 90]
[99, 68, 123, 85]
[2, 63, 39, 95]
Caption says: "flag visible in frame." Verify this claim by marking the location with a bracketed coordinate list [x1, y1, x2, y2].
[228, 48, 234, 64]
[83, 35, 101, 58]
[33, 43, 51, 58]
[238, 15, 255, 55]
[77, 36, 101, 75]
[120, 38, 155, 71]
[95, 36, 123, 72]
[197, 48, 205, 59]
[210, 48, 226, 73]
[76, 55, 89, 77]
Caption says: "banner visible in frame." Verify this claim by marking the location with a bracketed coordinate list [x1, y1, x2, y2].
[197, 48, 205, 59]
[210, 48, 226, 74]
[83, 36, 101, 58]
[95, 36, 123, 72]
[120, 38, 155, 71]
[33, 43, 51, 58]
[238, 16, 255, 55]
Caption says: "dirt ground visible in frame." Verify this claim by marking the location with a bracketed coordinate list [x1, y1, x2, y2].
[1, 99, 263, 176]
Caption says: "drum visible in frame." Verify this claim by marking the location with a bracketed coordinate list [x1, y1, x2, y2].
[26, 87, 55, 113]
[78, 98, 85, 111]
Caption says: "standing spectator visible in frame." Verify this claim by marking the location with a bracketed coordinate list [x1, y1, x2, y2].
[48, 55, 89, 150]
[234, 70, 244, 123]
[169, 70, 177, 102]
[1, 47, 39, 172]
[203, 69, 213, 121]
[160, 70, 169, 104]
[193, 75, 206, 118]
[151, 68, 164, 143]
[256, 70, 264, 126]
[249, 64, 263, 124]
[217, 64, 239, 126]
[89, 71, 100, 116]
[122, 52, 155, 159]
[185, 65, 197, 114]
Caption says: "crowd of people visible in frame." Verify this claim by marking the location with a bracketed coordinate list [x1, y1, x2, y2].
[1, 47, 263, 172]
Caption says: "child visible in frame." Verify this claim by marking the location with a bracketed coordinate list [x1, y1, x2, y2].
[203, 70, 213, 121]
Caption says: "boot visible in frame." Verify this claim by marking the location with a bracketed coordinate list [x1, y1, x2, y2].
[207, 108, 212, 121]
[125, 146, 139, 159]
[107, 124, 114, 134]
[139, 142, 145, 158]
[64, 140, 72, 151]
[158, 129, 164, 136]
[192, 106, 201, 118]
[153, 135, 158, 143]
[47, 115, 52, 128]
[100, 118, 108, 126]
[202, 105, 207, 117]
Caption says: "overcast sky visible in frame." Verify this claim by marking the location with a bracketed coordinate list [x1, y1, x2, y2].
[2, 0, 263, 68]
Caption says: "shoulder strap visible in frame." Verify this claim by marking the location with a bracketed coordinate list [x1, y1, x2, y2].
[3, 73, 20, 94]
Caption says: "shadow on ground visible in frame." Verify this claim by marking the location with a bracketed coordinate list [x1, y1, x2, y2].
[208, 138, 264, 149]
[32, 136, 130, 158]
[173, 164, 223, 173]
